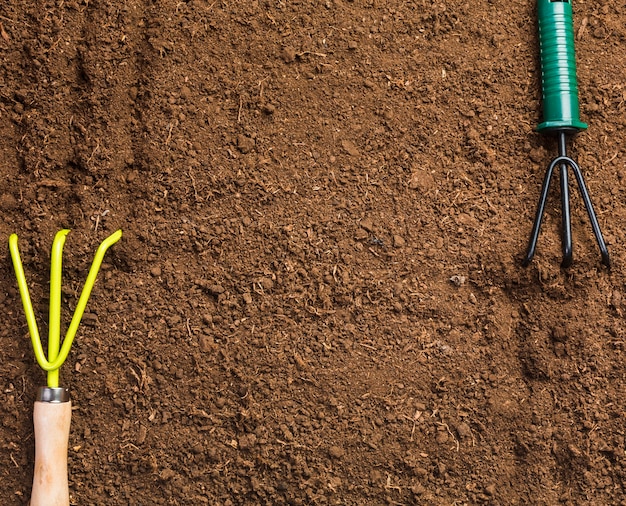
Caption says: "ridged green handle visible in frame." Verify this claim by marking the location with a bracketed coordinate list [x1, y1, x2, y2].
[537, 0, 587, 133]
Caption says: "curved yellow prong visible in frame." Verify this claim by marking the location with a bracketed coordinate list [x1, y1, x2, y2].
[48, 230, 70, 388]
[54, 229, 122, 375]
[8, 233, 47, 370]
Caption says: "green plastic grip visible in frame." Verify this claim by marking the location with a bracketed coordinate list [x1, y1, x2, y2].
[536, 0, 587, 133]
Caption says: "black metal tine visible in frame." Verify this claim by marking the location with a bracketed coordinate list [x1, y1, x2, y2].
[560, 161, 573, 268]
[569, 161, 611, 268]
[522, 159, 557, 267]
[557, 132, 573, 267]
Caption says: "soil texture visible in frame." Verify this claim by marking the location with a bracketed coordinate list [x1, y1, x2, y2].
[1, 1, 626, 505]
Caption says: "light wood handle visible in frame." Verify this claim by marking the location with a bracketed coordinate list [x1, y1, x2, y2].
[30, 399, 71, 506]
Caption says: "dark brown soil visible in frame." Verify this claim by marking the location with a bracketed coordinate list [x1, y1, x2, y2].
[2, 1, 626, 505]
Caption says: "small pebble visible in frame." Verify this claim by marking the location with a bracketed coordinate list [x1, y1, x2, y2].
[180, 85, 192, 101]
[593, 27, 607, 39]
[455, 422, 472, 440]
[552, 324, 569, 342]
[238, 433, 257, 451]
[341, 139, 359, 156]
[369, 469, 382, 483]
[450, 275, 466, 287]
[261, 103, 276, 114]
[160, 469, 177, 481]
[529, 147, 545, 164]
[136, 425, 147, 444]
[610, 290, 622, 308]
[199, 335, 215, 352]
[0, 193, 18, 210]
[281, 46, 297, 63]
[328, 445, 345, 459]
[82, 313, 98, 326]
[126, 170, 138, 183]
[258, 277, 274, 290]
[208, 284, 225, 295]
[236, 134, 255, 154]
[360, 218, 374, 232]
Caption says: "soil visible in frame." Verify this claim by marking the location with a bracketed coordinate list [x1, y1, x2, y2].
[1, 1, 626, 505]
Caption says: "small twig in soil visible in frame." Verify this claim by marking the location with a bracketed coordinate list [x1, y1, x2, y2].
[128, 365, 144, 391]
[436, 421, 460, 452]
[18, 376, 26, 401]
[356, 342, 377, 351]
[86, 140, 100, 165]
[296, 51, 327, 58]
[0, 22, 10, 42]
[603, 151, 619, 165]
[403, 409, 422, 441]
[188, 168, 200, 202]
[257, 76, 269, 101]
[92, 209, 109, 233]
[384, 474, 402, 493]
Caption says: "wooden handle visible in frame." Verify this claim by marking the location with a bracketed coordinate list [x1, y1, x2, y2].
[30, 399, 71, 506]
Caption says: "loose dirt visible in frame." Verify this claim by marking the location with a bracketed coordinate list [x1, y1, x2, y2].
[1, 1, 626, 505]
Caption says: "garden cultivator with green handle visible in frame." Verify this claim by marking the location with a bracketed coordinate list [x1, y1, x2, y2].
[9, 229, 121, 506]
[523, 0, 610, 268]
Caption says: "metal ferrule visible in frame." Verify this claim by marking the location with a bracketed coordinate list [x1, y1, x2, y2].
[36, 387, 70, 403]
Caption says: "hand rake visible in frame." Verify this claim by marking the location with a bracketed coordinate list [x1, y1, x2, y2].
[9, 229, 121, 506]
[523, 0, 610, 268]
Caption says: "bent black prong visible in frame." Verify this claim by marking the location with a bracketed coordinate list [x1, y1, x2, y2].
[559, 162, 573, 268]
[569, 161, 611, 268]
[522, 158, 558, 267]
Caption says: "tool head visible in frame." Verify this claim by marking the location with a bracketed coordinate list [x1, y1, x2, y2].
[9, 229, 122, 387]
